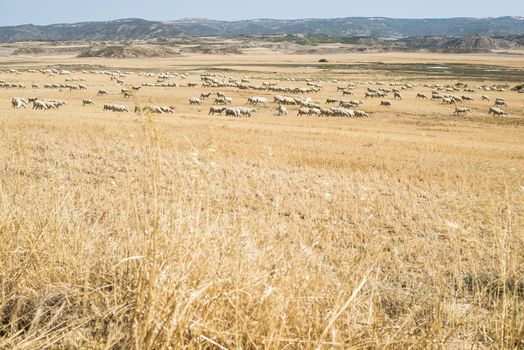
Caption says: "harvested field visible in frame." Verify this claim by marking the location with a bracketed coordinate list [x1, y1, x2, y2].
[0, 51, 523, 349]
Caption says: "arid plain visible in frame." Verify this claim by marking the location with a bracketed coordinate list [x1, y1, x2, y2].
[1, 50, 523, 348]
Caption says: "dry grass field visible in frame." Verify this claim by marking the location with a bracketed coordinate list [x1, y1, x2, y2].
[1, 51, 524, 349]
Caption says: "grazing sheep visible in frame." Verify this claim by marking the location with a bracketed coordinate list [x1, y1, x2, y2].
[32, 100, 49, 110]
[342, 100, 363, 107]
[339, 101, 357, 108]
[453, 107, 471, 116]
[441, 97, 455, 105]
[308, 108, 321, 116]
[224, 107, 240, 117]
[152, 106, 164, 114]
[319, 108, 334, 117]
[31, 99, 65, 110]
[274, 96, 296, 105]
[297, 108, 310, 116]
[307, 103, 321, 110]
[238, 107, 257, 117]
[83, 99, 94, 106]
[494, 99, 508, 107]
[393, 92, 403, 100]
[274, 95, 284, 104]
[104, 104, 129, 112]
[489, 107, 507, 116]
[135, 105, 166, 114]
[354, 110, 369, 118]
[190, 98, 203, 105]
[481, 95, 490, 101]
[248, 96, 268, 105]
[326, 98, 339, 104]
[159, 106, 174, 114]
[98, 89, 108, 96]
[416, 93, 428, 99]
[380, 100, 392, 107]
[331, 108, 354, 118]
[200, 92, 212, 100]
[277, 105, 288, 116]
[209, 106, 225, 115]
[50, 99, 66, 108]
[137, 105, 173, 114]
[213, 97, 227, 105]
[11, 97, 27, 109]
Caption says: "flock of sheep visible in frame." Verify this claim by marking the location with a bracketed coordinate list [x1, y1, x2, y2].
[4, 68, 522, 120]
[11, 97, 66, 110]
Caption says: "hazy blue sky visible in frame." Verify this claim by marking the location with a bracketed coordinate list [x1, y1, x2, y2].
[0, 0, 522, 26]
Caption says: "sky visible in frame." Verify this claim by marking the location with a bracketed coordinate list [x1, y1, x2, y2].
[0, 0, 523, 26]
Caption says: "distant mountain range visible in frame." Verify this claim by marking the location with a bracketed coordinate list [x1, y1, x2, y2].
[1, 17, 524, 42]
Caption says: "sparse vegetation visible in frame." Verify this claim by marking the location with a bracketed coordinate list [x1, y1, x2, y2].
[0, 50, 523, 349]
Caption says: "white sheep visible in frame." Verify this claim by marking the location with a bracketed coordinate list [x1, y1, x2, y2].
[308, 108, 321, 116]
[238, 107, 257, 117]
[11, 97, 27, 109]
[494, 99, 508, 107]
[224, 107, 240, 117]
[248, 96, 268, 105]
[297, 108, 310, 116]
[189, 98, 203, 105]
[489, 107, 507, 116]
[277, 105, 288, 116]
[453, 107, 471, 116]
[104, 104, 129, 112]
[209, 106, 225, 115]
[354, 110, 369, 118]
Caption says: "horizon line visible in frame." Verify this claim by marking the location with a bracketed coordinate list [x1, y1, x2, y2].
[3, 15, 523, 27]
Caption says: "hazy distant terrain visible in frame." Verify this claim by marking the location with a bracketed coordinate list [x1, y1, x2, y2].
[3, 33, 524, 58]
[2, 16, 524, 42]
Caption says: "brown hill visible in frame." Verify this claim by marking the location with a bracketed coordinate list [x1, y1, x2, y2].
[78, 45, 180, 58]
